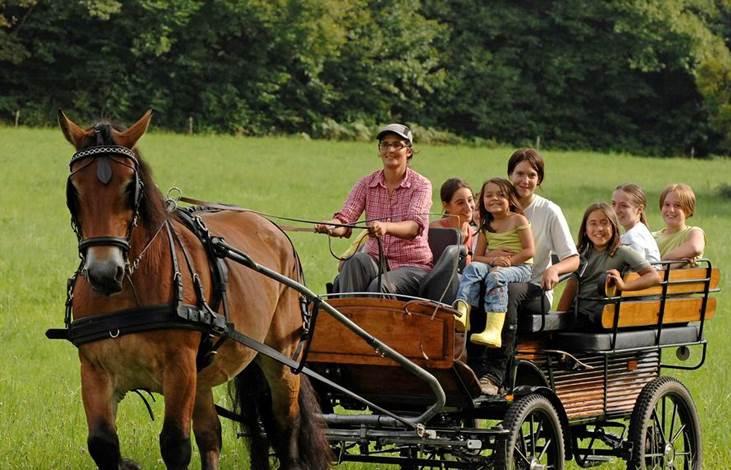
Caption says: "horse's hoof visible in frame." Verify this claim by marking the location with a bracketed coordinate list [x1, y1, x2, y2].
[120, 458, 141, 470]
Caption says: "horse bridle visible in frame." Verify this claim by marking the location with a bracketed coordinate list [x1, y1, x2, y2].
[66, 127, 144, 259]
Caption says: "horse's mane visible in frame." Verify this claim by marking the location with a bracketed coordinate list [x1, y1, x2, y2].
[79, 120, 168, 234]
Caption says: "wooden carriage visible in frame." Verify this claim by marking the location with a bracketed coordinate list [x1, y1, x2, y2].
[305, 228, 720, 469]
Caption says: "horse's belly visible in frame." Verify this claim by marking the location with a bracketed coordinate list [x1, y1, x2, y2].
[79, 332, 196, 393]
[197, 340, 259, 388]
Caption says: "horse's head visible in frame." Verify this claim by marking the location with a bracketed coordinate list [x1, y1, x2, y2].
[59, 110, 152, 295]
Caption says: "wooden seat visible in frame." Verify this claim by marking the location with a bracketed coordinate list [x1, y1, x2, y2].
[608, 266, 720, 298]
[600, 266, 719, 329]
[601, 297, 716, 328]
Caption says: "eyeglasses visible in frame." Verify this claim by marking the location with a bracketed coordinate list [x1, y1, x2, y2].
[378, 141, 410, 152]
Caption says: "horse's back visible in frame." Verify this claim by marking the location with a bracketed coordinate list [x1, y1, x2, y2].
[200, 210, 296, 272]
[197, 209, 303, 355]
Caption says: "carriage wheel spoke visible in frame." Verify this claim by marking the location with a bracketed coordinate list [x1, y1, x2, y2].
[661, 395, 667, 432]
[669, 399, 678, 444]
[530, 413, 537, 458]
[536, 437, 552, 461]
[670, 424, 687, 445]
[515, 427, 531, 466]
[514, 442, 530, 465]
[651, 407, 668, 445]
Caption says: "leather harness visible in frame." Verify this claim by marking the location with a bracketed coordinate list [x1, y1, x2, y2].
[47, 207, 236, 370]
[47, 139, 436, 430]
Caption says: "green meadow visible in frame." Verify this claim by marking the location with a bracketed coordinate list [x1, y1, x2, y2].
[0, 126, 728, 469]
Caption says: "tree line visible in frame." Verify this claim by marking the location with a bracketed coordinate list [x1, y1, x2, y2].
[2, 0, 730, 156]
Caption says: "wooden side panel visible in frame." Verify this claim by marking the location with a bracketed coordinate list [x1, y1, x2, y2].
[601, 297, 716, 329]
[528, 350, 660, 421]
[308, 297, 459, 369]
[620, 267, 720, 298]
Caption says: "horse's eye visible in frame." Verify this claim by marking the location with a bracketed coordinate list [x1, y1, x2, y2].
[66, 181, 79, 212]
[125, 181, 137, 204]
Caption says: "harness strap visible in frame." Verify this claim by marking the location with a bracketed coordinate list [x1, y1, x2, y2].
[171, 221, 206, 308]
[165, 222, 185, 310]
[173, 209, 233, 368]
[164, 219, 227, 369]
[176, 208, 230, 314]
[64, 261, 83, 327]
[291, 297, 322, 374]
[46, 304, 224, 347]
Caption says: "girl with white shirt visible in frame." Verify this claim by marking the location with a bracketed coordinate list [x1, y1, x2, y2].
[611, 183, 660, 264]
[469, 148, 580, 395]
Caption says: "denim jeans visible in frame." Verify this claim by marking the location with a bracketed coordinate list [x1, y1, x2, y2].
[456, 262, 532, 312]
[469, 282, 550, 385]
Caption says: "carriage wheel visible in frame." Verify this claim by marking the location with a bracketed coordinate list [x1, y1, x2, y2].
[495, 393, 565, 470]
[628, 377, 702, 470]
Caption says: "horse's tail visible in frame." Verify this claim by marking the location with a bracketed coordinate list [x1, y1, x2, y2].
[232, 363, 332, 470]
[297, 374, 333, 469]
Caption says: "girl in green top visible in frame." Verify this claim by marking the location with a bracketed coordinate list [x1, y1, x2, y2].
[453, 178, 535, 347]
[558, 203, 660, 328]
[652, 183, 705, 264]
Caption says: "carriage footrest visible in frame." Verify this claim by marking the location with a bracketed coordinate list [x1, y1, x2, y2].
[575, 454, 612, 467]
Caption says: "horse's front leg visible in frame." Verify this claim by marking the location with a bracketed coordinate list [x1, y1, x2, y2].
[160, 356, 197, 470]
[81, 360, 139, 470]
[192, 387, 222, 470]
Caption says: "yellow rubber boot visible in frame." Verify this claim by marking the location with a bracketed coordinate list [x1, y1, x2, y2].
[453, 299, 471, 332]
[470, 312, 506, 348]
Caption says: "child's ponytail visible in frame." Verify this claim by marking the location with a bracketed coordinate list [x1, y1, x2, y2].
[615, 183, 649, 228]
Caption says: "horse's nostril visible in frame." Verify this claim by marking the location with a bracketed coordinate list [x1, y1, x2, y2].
[115, 265, 125, 282]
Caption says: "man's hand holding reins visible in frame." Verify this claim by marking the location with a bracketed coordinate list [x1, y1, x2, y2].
[315, 219, 349, 238]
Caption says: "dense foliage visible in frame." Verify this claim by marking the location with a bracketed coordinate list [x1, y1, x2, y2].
[2, 0, 730, 155]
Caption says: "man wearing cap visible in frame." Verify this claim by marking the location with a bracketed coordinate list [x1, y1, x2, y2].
[315, 124, 433, 295]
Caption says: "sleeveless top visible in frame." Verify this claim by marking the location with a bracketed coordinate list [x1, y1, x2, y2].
[652, 225, 705, 258]
[483, 224, 533, 264]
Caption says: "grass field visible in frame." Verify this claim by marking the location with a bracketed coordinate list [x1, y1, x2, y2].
[0, 126, 729, 469]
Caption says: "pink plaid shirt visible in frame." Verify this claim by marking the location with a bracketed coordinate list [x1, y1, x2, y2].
[334, 168, 433, 270]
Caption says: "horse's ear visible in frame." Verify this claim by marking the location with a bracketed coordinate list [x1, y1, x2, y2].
[58, 110, 92, 149]
[113, 110, 152, 149]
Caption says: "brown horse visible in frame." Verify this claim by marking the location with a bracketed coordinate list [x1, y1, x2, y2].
[57, 110, 330, 469]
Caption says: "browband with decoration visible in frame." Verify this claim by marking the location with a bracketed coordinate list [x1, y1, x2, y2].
[69, 145, 139, 167]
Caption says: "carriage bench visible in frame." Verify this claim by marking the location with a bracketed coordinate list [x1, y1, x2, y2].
[555, 262, 720, 352]
[522, 263, 719, 335]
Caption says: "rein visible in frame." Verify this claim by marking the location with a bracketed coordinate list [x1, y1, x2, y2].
[177, 196, 423, 231]
[176, 195, 432, 293]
